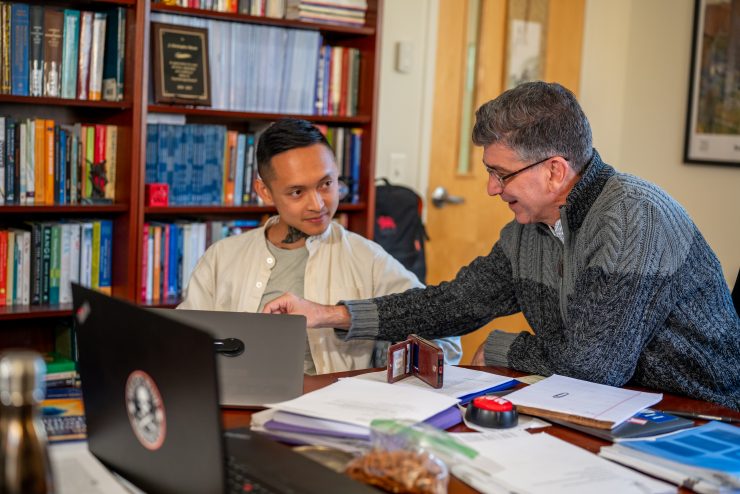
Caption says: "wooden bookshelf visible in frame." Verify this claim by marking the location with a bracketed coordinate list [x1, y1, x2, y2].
[148, 105, 372, 125]
[150, 4, 376, 36]
[1, 0, 382, 342]
[144, 202, 365, 215]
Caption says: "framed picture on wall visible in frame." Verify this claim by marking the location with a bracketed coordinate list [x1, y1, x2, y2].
[684, 0, 740, 166]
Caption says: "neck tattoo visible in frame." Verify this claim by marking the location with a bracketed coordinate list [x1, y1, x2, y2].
[282, 226, 309, 244]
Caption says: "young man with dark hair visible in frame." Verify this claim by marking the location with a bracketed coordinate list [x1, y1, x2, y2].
[179, 119, 461, 374]
[264, 84, 740, 410]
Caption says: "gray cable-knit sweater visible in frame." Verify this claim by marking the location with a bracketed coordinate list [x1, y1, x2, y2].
[344, 150, 740, 410]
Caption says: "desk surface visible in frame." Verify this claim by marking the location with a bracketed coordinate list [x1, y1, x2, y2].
[222, 366, 740, 494]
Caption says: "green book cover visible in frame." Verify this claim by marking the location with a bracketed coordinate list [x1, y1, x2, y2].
[60, 9, 80, 99]
[44, 352, 76, 374]
[49, 224, 61, 304]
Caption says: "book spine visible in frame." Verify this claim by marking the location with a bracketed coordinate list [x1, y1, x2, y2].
[91, 221, 101, 290]
[84, 125, 94, 199]
[5, 118, 15, 204]
[98, 220, 112, 295]
[68, 128, 77, 204]
[165, 224, 175, 298]
[15, 232, 24, 305]
[18, 122, 26, 204]
[25, 119, 34, 204]
[41, 224, 51, 304]
[76, 11, 92, 100]
[12, 119, 20, 203]
[350, 128, 361, 203]
[0, 230, 7, 306]
[29, 5, 44, 97]
[93, 124, 106, 199]
[1, 3, 11, 94]
[102, 7, 125, 102]
[44, 119, 54, 205]
[79, 223, 92, 288]
[0, 116, 5, 205]
[29, 222, 42, 305]
[59, 224, 72, 304]
[61, 9, 80, 99]
[10, 3, 29, 96]
[20, 230, 31, 306]
[234, 133, 246, 206]
[49, 224, 60, 305]
[68, 223, 80, 285]
[88, 12, 107, 101]
[162, 224, 170, 301]
[5, 231, 14, 305]
[145, 227, 153, 301]
[242, 133, 255, 204]
[57, 127, 67, 204]
[141, 222, 148, 301]
[104, 125, 116, 200]
[43, 8, 63, 98]
[152, 225, 161, 301]
[33, 119, 45, 204]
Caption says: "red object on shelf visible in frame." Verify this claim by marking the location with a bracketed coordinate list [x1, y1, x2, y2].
[145, 184, 169, 207]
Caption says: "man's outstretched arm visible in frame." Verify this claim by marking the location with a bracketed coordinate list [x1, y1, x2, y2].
[263, 292, 351, 329]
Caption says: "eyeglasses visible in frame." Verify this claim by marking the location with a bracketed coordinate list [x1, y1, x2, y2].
[488, 155, 568, 189]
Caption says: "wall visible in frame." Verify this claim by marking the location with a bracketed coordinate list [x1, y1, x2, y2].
[579, 0, 740, 286]
[374, 0, 438, 197]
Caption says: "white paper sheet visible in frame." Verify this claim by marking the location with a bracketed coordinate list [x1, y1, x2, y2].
[346, 366, 515, 400]
[505, 374, 662, 427]
[50, 442, 131, 494]
[451, 432, 675, 494]
[266, 379, 458, 428]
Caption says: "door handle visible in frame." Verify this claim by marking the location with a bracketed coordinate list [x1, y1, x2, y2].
[431, 186, 465, 208]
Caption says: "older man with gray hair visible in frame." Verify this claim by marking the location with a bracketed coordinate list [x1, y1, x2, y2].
[265, 82, 740, 411]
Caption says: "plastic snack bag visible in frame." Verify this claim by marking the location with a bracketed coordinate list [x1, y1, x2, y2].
[344, 420, 455, 494]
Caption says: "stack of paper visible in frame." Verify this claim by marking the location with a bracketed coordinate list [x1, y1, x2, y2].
[505, 374, 663, 429]
[600, 421, 740, 494]
[254, 379, 461, 449]
[451, 431, 675, 494]
[345, 366, 517, 404]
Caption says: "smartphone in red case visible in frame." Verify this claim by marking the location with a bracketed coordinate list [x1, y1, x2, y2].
[386, 334, 443, 388]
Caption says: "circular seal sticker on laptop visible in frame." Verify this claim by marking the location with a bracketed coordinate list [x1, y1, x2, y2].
[125, 370, 166, 451]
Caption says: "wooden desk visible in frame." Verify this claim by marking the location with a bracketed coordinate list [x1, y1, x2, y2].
[222, 367, 740, 494]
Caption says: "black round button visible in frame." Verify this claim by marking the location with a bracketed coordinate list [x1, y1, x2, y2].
[465, 395, 519, 429]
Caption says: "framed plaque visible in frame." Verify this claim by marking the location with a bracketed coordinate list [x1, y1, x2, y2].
[152, 23, 211, 106]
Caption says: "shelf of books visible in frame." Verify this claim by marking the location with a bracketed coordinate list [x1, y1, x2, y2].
[1, 0, 382, 347]
[0, 0, 143, 345]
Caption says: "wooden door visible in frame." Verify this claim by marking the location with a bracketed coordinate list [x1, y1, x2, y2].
[424, 0, 585, 363]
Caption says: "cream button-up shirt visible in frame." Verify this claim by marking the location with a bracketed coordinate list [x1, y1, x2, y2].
[179, 218, 461, 374]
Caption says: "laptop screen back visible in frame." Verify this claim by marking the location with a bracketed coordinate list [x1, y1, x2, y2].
[150, 309, 307, 407]
[73, 285, 227, 493]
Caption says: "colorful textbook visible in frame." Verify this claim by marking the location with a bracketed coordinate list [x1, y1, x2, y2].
[600, 421, 740, 493]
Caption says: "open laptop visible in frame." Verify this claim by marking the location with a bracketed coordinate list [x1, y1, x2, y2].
[149, 308, 305, 407]
[72, 284, 378, 494]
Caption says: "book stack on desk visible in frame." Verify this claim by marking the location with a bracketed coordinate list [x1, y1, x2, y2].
[547, 408, 696, 441]
[504, 374, 664, 430]
[599, 421, 740, 494]
[252, 379, 462, 452]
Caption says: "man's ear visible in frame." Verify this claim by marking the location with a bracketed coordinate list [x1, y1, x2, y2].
[254, 178, 274, 205]
[547, 157, 571, 191]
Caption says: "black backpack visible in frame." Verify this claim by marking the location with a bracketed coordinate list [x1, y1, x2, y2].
[374, 179, 429, 283]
